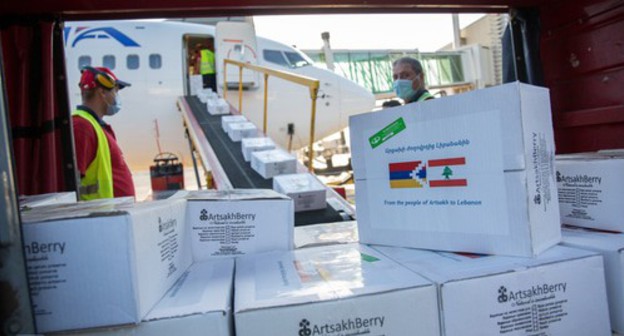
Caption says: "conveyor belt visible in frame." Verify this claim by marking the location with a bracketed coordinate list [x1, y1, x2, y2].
[186, 96, 348, 226]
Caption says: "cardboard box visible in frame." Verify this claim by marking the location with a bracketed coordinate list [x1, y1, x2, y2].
[19, 192, 77, 209]
[250, 149, 297, 179]
[273, 173, 326, 212]
[373, 244, 611, 336]
[241, 137, 275, 162]
[227, 121, 258, 142]
[561, 227, 624, 333]
[234, 244, 440, 336]
[21, 199, 192, 333]
[185, 189, 293, 260]
[350, 82, 560, 257]
[556, 155, 624, 232]
[57, 259, 234, 336]
[294, 221, 359, 249]
[190, 75, 203, 96]
[207, 98, 229, 115]
[221, 115, 247, 132]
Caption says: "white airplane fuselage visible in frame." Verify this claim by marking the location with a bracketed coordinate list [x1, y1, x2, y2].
[64, 20, 375, 171]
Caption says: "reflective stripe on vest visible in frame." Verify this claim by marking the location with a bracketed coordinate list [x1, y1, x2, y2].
[73, 110, 114, 200]
[200, 49, 215, 75]
[417, 91, 434, 102]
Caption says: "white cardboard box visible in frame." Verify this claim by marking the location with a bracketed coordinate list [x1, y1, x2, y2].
[207, 98, 229, 115]
[58, 259, 234, 336]
[350, 82, 561, 257]
[273, 173, 327, 212]
[227, 121, 258, 142]
[19, 192, 77, 209]
[21, 199, 192, 333]
[234, 244, 440, 336]
[373, 244, 611, 336]
[294, 220, 359, 249]
[241, 137, 275, 162]
[561, 227, 624, 333]
[221, 115, 247, 132]
[250, 149, 297, 179]
[190, 75, 203, 96]
[185, 189, 293, 260]
[556, 155, 624, 232]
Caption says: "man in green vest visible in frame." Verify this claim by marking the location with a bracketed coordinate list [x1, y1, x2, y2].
[73, 66, 135, 200]
[392, 57, 434, 104]
[195, 42, 216, 91]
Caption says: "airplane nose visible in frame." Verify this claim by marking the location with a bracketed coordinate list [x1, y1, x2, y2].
[339, 80, 376, 127]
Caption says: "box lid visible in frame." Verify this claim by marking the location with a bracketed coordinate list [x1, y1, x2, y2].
[145, 259, 234, 320]
[562, 227, 624, 251]
[20, 197, 135, 223]
[273, 173, 325, 193]
[252, 149, 295, 163]
[372, 245, 598, 283]
[242, 137, 275, 147]
[235, 243, 434, 312]
[186, 189, 289, 201]
[229, 122, 256, 131]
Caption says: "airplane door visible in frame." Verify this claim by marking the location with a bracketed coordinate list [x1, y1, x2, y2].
[215, 22, 260, 90]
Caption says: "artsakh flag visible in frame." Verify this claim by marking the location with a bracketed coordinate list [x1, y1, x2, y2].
[389, 161, 427, 188]
[427, 157, 467, 187]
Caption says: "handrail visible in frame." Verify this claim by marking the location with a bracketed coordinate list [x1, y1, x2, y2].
[223, 59, 319, 172]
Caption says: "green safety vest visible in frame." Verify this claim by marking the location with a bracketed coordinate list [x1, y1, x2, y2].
[200, 49, 215, 75]
[416, 91, 435, 102]
[73, 109, 114, 200]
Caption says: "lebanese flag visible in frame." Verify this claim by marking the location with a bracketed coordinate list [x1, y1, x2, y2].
[427, 157, 467, 187]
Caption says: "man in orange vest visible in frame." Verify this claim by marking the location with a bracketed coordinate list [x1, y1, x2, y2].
[73, 66, 135, 200]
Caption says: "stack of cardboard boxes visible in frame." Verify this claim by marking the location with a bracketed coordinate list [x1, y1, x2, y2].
[21, 82, 619, 335]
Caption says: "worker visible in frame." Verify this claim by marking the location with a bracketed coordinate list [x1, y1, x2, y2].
[392, 57, 434, 104]
[73, 66, 135, 200]
[195, 41, 217, 91]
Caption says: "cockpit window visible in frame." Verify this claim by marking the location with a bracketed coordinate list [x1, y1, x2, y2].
[284, 51, 311, 68]
[263, 49, 289, 67]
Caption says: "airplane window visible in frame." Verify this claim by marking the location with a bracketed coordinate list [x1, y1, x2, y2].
[103, 55, 115, 70]
[263, 50, 289, 67]
[78, 56, 91, 70]
[127, 55, 140, 70]
[284, 51, 311, 68]
[149, 54, 162, 69]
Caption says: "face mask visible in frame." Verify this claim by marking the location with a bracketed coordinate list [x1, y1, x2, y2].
[393, 79, 415, 101]
[105, 92, 122, 116]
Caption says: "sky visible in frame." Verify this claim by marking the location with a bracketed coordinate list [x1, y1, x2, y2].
[253, 14, 485, 52]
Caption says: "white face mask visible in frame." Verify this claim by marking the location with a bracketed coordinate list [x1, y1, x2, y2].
[105, 92, 122, 116]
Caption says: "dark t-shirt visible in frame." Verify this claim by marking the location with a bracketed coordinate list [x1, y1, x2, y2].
[73, 106, 135, 198]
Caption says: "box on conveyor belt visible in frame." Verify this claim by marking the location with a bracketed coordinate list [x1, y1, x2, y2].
[21, 198, 192, 333]
[561, 227, 624, 333]
[234, 244, 440, 336]
[227, 121, 258, 142]
[273, 173, 326, 212]
[185, 189, 293, 260]
[294, 221, 359, 249]
[56, 259, 234, 336]
[556, 154, 624, 232]
[372, 244, 611, 336]
[250, 149, 297, 179]
[241, 137, 275, 162]
[349, 82, 560, 257]
[190, 75, 203, 96]
[19, 192, 77, 210]
[221, 115, 247, 132]
[207, 98, 230, 115]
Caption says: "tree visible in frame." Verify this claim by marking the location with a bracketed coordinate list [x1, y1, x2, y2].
[442, 166, 453, 179]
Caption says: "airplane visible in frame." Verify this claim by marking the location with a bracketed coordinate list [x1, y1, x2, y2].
[63, 19, 376, 173]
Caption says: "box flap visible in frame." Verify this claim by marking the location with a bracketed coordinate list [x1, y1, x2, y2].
[234, 243, 433, 312]
[186, 189, 289, 201]
[21, 197, 135, 223]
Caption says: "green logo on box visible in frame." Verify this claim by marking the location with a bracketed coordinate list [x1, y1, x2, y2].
[369, 117, 406, 149]
[361, 253, 380, 262]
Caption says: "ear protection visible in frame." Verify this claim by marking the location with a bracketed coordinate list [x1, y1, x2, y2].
[82, 66, 116, 90]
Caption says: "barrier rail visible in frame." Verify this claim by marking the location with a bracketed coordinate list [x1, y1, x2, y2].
[223, 59, 319, 172]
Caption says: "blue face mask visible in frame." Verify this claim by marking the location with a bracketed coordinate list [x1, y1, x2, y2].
[105, 92, 122, 116]
[393, 79, 415, 101]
